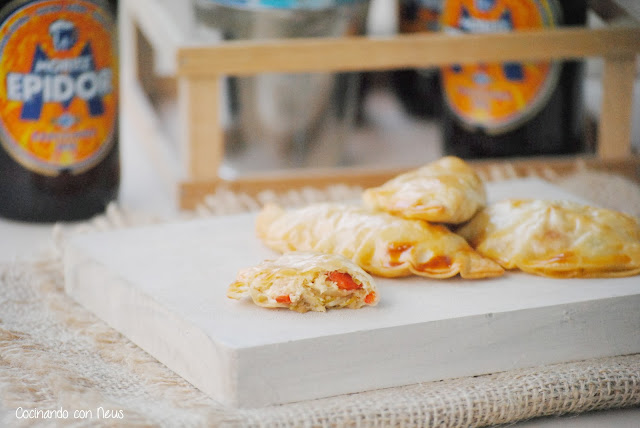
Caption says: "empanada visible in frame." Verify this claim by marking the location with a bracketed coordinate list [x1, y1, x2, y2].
[256, 203, 504, 279]
[363, 156, 486, 224]
[457, 199, 640, 278]
[227, 251, 378, 313]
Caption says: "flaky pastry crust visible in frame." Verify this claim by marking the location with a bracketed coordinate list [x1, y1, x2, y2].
[457, 199, 640, 278]
[363, 156, 486, 224]
[256, 203, 504, 279]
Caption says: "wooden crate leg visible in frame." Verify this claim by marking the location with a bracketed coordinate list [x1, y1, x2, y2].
[178, 76, 224, 182]
[598, 55, 637, 159]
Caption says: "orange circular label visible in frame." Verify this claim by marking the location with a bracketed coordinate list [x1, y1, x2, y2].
[440, 0, 560, 134]
[0, 0, 117, 176]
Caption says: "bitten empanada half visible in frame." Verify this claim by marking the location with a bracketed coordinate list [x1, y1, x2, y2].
[457, 199, 640, 278]
[256, 203, 504, 279]
[363, 156, 486, 224]
[227, 251, 378, 313]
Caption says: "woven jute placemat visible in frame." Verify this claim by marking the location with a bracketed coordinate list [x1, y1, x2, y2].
[1, 167, 639, 427]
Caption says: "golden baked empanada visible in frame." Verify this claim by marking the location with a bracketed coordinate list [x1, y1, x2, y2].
[363, 156, 485, 224]
[457, 199, 640, 278]
[227, 251, 378, 313]
[256, 203, 504, 279]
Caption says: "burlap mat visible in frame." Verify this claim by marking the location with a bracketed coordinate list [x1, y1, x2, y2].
[1, 168, 640, 427]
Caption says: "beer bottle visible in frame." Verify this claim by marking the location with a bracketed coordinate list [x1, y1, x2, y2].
[392, 0, 443, 118]
[439, 0, 587, 158]
[0, 0, 119, 222]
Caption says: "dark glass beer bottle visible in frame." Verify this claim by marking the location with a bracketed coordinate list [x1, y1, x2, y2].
[0, 0, 119, 222]
[439, 0, 587, 158]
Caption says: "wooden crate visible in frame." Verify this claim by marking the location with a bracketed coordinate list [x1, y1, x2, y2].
[121, 0, 640, 210]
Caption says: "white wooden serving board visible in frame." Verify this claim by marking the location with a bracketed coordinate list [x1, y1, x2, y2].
[63, 178, 640, 408]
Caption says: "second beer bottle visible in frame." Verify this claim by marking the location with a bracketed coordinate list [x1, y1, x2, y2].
[439, 0, 588, 158]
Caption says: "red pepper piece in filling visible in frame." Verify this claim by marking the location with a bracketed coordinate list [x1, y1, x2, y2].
[364, 292, 376, 305]
[276, 295, 291, 304]
[327, 271, 362, 290]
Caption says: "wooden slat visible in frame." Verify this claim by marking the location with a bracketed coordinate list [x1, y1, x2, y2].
[125, 0, 184, 76]
[177, 27, 640, 77]
[598, 55, 637, 159]
[178, 156, 640, 210]
[178, 76, 224, 181]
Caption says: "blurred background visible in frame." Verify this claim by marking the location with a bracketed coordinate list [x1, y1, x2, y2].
[132, 0, 639, 180]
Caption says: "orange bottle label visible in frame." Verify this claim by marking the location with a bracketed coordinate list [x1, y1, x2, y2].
[440, 0, 559, 134]
[0, 0, 117, 176]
